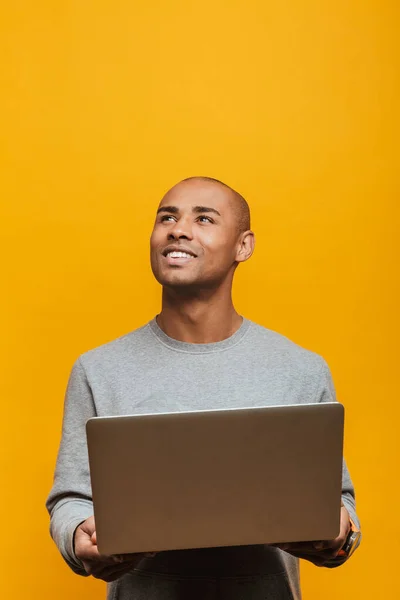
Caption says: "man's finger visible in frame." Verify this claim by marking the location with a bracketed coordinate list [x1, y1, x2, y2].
[274, 542, 319, 553]
[286, 551, 328, 566]
[91, 560, 142, 582]
[113, 552, 155, 562]
[313, 539, 338, 551]
[77, 538, 117, 565]
[274, 541, 342, 562]
[79, 516, 96, 537]
[313, 507, 350, 552]
[339, 506, 351, 539]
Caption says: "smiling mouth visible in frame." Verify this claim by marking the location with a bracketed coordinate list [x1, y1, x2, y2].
[164, 251, 196, 265]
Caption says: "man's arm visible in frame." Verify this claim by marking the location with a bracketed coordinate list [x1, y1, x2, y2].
[320, 357, 361, 566]
[47, 357, 156, 580]
[319, 357, 361, 541]
[46, 358, 96, 575]
[275, 357, 361, 567]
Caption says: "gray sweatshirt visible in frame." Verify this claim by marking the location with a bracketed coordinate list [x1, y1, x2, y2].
[46, 317, 360, 600]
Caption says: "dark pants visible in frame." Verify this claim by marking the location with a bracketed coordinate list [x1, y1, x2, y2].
[108, 569, 295, 600]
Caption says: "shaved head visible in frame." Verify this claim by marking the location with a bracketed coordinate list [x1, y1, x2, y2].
[180, 176, 251, 233]
[151, 176, 255, 290]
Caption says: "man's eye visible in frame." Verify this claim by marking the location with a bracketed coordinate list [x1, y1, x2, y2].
[197, 216, 213, 224]
[160, 215, 176, 222]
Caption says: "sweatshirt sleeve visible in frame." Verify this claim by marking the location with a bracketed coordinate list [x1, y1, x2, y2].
[46, 358, 96, 575]
[316, 357, 361, 566]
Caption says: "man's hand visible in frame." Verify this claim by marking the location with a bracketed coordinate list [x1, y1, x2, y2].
[273, 504, 351, 566]
[74, 516, 155, 582]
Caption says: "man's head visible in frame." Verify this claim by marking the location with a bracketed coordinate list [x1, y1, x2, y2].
[150, 177, 254, 291]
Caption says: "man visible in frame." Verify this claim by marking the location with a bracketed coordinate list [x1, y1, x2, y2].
[47, 176, 360, 600]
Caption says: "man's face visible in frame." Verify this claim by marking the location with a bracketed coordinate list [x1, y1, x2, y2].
[150, 180, 243, 290]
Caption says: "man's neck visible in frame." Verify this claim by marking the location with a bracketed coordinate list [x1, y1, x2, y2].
[157, 287, 243, 344]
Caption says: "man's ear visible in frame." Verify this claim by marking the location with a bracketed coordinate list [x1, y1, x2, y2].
[236, 230, 255, 263]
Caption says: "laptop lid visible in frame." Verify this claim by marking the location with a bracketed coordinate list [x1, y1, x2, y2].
[86, 402, 344, 555]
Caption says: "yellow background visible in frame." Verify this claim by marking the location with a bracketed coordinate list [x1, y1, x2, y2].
[1, 1, 398, 598]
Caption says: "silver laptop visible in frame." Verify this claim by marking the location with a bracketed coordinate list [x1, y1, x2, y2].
[86, 403, 344, 556]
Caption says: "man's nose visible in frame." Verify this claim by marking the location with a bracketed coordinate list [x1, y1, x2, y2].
[167, 218, 193, 240]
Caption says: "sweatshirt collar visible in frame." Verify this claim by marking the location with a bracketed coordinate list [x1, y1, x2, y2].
[148, 316, 252, 354]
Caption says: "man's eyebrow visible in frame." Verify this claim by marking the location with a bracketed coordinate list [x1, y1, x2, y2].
[156, 205, 221, 217]
[157, 205, 179, 214]
[193, 206, 221, 217]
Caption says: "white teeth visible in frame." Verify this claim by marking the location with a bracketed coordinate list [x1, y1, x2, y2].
[167, 251, 193, 258]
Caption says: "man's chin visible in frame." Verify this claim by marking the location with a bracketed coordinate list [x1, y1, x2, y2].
[162, 277, 199, 290]
[156, 272, 206, 292]
[154, 268, 222, 292]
